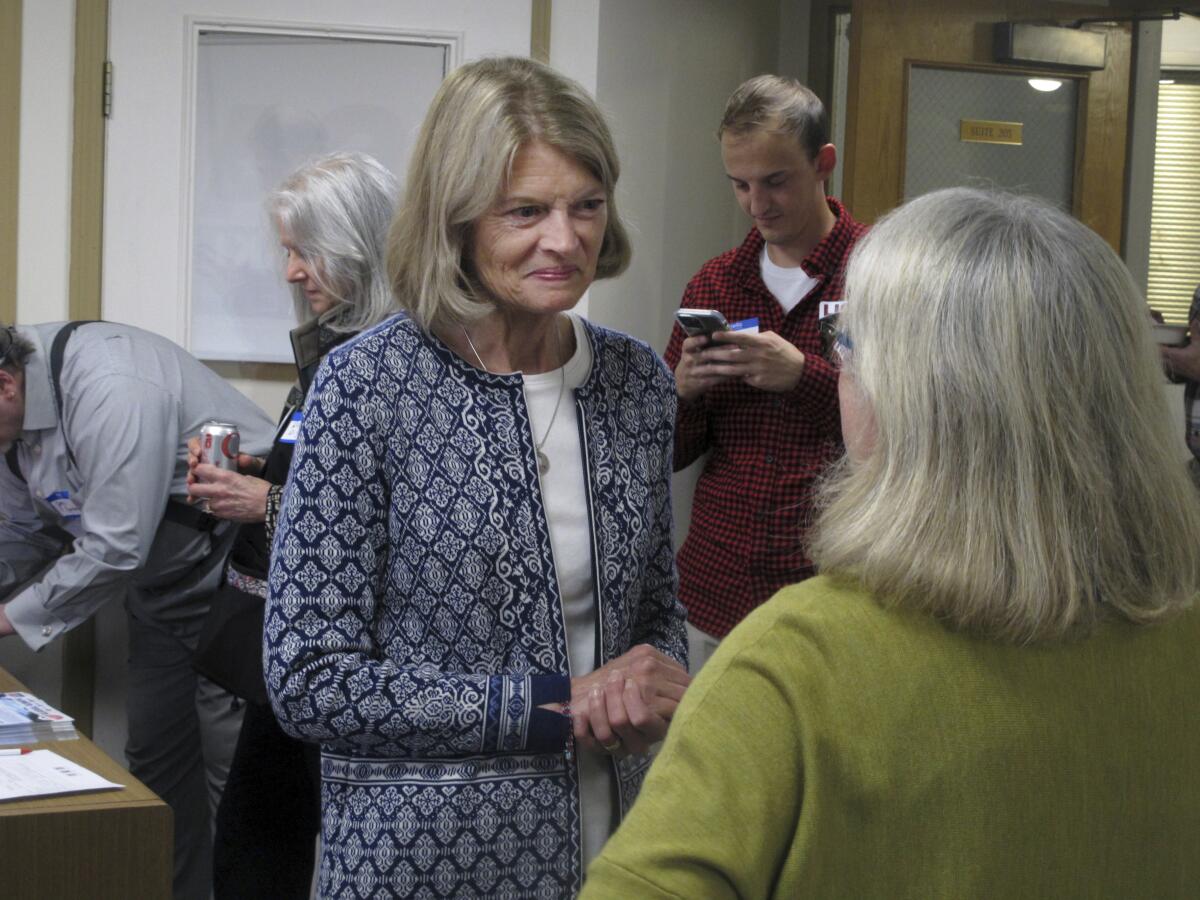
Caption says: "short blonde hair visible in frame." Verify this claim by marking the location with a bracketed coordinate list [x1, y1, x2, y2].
[718, 74, 828, 159]
[387, 56, 631, 331]
[811, 187, 1200, 643]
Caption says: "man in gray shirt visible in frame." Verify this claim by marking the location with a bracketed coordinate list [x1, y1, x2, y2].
[0, 321, 273, 900]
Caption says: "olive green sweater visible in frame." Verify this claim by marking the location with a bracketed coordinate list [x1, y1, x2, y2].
[582, 576, 1200, 899]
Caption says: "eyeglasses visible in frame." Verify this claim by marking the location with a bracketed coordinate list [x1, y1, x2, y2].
[819, 313, 854, 367]
[833, 330, 853, 366]
[819, 313, 839, 359]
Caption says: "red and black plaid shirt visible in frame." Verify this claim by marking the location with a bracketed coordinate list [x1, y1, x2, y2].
[664, 198, 867, 638]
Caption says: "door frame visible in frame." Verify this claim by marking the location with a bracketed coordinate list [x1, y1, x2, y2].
[71, 0, 108, 322]
[0, 0, 21, 325]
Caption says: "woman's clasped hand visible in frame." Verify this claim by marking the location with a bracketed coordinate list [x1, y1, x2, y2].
[546, 644, 690, 756]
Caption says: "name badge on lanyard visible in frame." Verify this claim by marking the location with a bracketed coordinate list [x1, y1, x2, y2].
[728, 317, 760, 336]
[45, 490, 85, 538]
[45, 490, 81, 521]
[278, 411, 303, 444]
[819, 300, 845, 320]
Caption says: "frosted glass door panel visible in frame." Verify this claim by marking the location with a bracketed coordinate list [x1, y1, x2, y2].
[190, 33, 445, 362]
[904, 66, 1078, 207]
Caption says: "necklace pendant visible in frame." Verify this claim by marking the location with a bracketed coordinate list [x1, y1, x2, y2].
[537, 448, 550, 475]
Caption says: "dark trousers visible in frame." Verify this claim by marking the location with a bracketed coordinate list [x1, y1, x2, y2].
[126, 610, 243, 900]
[212, 699, 321, 900]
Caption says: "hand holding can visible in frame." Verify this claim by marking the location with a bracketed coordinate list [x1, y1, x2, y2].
[195, 421, 240, 511]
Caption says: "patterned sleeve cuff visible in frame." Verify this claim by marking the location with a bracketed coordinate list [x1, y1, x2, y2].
[263, 483, 284, 543]
[526, 674, 572, 752]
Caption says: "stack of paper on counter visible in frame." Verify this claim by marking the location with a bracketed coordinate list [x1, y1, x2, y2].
[0, 749, 123, 802]
[0, 692, 78, 745]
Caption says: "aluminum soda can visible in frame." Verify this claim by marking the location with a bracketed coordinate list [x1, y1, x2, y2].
[199, 421, 240, 472]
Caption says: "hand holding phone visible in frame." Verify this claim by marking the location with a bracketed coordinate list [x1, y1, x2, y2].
[673, 309, 732, 402]
[675, 308, 729, 339]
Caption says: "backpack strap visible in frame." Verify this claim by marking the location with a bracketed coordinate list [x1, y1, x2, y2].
[36, 321, 216, 535]
[5, 444, 23, 483]
[48, 321, 97, 470]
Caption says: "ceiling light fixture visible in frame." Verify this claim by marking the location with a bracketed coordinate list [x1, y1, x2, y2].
[1028, 78, 1064, 92]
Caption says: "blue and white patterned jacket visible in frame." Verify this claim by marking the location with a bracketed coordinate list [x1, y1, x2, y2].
[266, 314, 687, 899]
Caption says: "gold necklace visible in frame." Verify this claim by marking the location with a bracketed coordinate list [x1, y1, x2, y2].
[461, 320, 566, 475]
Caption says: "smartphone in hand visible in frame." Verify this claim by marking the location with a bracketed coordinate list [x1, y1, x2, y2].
[676, 308, 729, 339]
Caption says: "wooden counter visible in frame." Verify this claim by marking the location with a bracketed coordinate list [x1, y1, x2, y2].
[0, 667, 171, 900]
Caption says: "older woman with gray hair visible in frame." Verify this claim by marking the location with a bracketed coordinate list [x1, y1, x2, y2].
[187, 151, 397, 899]
[265, 57, 689, 898]
[582, 188, 1200, 899]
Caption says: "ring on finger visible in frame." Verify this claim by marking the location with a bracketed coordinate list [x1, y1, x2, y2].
[601, 737, 622, 753]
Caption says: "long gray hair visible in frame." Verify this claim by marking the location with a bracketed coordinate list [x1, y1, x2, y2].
[812, 187, 1200, 643]
[270, 151, 399, 334]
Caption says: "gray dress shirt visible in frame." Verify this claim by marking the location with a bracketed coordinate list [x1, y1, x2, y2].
[0, 322, 274, 649]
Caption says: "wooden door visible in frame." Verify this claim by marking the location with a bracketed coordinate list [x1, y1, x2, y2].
[833, 0, 1134, 250]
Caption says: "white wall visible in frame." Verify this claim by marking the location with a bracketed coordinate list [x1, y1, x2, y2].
[776, 0, 810, 83]
[571, 0, 797, 546]
[16, 0, 74, 324]
[549, 0, 600, 96]
[587, 0, 796, 352]
[1161, 13, 1200, 68]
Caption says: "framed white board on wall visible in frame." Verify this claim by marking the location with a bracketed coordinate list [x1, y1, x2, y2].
[188, 24, 451, 362]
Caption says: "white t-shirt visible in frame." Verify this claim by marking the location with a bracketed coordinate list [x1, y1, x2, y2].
[521, 313, 614, 867]
[760, 244, 821, 314]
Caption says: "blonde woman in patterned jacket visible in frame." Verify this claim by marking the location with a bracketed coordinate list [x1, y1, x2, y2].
[265, 57, 690, 899]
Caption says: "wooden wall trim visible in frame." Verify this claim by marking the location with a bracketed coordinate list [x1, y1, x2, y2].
[0, 0, 20, 325]
[60, 0, 111, 738]
[68, 0, 108, 322]
[1076, 24, 1132, 248]
[531, 0, 551, 63]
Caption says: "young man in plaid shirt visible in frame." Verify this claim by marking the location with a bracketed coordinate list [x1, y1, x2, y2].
[664, 75, 868, 672]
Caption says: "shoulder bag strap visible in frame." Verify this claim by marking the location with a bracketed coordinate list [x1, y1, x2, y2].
[4, 445, 24, 483]
[48, 320, 98, 470]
